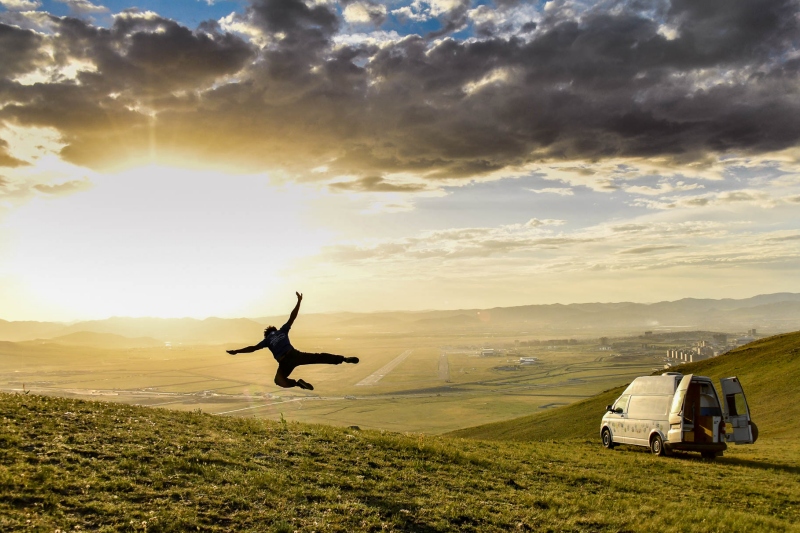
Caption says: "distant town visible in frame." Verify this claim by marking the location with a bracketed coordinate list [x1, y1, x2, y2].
[442, 328, 762, 370]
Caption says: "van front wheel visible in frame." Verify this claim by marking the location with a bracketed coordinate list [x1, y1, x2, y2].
[601, 428, 615, 449]
[650, 434, 665, 456]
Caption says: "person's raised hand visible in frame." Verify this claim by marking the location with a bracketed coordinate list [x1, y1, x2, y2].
[296, 291, 303, 301]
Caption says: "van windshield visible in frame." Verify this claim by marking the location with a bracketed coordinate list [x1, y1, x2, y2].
[613, 395, 630, 413]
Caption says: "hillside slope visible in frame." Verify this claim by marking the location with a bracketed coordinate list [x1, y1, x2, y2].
[1, 393, 799, 532]
[450, 330, 800, 442]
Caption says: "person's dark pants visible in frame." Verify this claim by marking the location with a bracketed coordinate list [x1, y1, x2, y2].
[274, 348, 345, 388]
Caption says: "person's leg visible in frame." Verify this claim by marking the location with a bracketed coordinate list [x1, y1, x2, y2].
[279, 350, 358, 389]
[274, 366, 297, 388]
[292, 350, 347, 366]
[274, 355, 299, 388]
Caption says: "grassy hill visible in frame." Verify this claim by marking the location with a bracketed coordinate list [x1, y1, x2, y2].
[2, 392, 800, 532]
[449, 330, 800, 442]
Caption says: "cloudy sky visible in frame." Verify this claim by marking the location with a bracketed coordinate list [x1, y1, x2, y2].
[0, 0, 798, 321]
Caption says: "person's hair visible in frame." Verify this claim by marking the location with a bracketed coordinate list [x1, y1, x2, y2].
[264, 326, 277, 336]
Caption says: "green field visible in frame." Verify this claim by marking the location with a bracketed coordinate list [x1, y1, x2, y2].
[0, 333, 663, 433]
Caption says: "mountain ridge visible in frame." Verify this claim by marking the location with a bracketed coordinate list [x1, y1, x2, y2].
[2, 292, 800, 343]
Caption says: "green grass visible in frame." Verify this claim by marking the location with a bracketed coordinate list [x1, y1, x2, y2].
[449, 330, 800, 442]
[2, 392, 800, 532]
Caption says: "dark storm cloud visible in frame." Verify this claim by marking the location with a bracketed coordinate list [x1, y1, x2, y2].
[329, 176, 427, 192]
[0, 23, 46, 78]
[425, 0, 472, 39]
[0, 138, 27, 167]
[0, 0, 797, 179]
[52, 13, 255, 96]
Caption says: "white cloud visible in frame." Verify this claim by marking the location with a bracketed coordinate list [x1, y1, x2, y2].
[342, 2, 387, 24]
[632, 189, 778, 210]
[218, 12, 268, 47]
[391, 5, 428, 22]
[527, 187, 574, 196]
[391, 0, 465, 23]
[463, 68, 514, 95]
[428, 0, 463, 17]
[624, 181, 704, 196]
[54, 0, 108, 14]
[524, 218, 566, 228]
[0, 0, 41, 10]
[333, 30, 402, 47]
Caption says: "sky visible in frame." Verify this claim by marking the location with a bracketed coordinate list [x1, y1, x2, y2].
[0, 0, 798, 321]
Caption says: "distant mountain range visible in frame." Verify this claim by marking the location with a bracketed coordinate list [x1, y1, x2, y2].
[2, 293, 800, 345]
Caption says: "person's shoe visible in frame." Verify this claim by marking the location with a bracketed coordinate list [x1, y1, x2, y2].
[296, 379, 314, 390]
[344, 357, 359, 364]
[226, 350, 237, 356]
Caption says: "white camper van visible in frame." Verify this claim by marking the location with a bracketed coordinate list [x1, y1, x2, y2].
[600, 373, 757, 458]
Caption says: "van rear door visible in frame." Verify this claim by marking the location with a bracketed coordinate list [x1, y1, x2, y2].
[720, 377, 754, 444]
[667, 374, 692, 443]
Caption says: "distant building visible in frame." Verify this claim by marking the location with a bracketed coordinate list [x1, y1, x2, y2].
[481, 348, 495, 357]
[667, 349, 695, 363]
[519, 357, 538, 364]
[748, 329, 758, 336]
[736, 336, 755, 346]
[713, 333, 727, 345]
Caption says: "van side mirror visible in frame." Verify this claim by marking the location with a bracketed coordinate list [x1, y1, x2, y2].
[606, 405, 613, 412]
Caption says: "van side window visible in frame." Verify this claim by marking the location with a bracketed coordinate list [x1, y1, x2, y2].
[628, 395, 670, 418]
[613, 395, 630, 413]
[726, 393, 747, 416]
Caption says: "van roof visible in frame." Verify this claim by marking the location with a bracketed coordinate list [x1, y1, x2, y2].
[624, 375, 681, 395]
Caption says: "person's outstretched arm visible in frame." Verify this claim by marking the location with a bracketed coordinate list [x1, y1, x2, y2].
[283, 291, 303, 330]
[227, 344, 263, 355]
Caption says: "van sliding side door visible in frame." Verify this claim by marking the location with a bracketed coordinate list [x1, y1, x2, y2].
[668, 374, 692, 444]
[721, 377, 754, 444]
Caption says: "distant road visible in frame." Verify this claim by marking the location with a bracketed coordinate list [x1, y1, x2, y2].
[438, 352, 449, 381]
[355, 349, 414, 386]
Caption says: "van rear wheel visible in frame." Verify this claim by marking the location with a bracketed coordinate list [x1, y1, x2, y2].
[650, 434, 665, 456]
[601, 428, 615, 449]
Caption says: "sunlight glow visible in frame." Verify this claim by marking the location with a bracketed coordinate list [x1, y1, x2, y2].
[4, 166, 330, 319]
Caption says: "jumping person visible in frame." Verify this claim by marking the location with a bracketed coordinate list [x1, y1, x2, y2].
[227, 292, 358, 390]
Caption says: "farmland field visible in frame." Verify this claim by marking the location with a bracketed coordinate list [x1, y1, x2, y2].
[0, 333, 662, 433]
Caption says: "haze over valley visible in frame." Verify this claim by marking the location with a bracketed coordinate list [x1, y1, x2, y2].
[2, 292, 797, 433]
